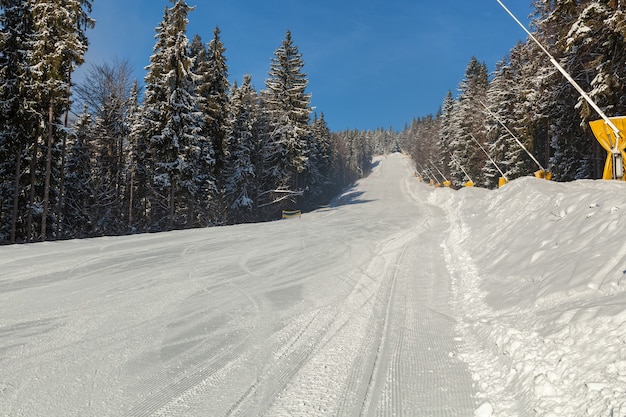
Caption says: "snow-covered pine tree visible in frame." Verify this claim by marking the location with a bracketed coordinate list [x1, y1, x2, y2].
[196, 26, 229, 185]
[62, 106, 95, 238]
[0, 0, 39, 243]
[262, 30, 312, 214]
[29, 0, 94, 240]
[437, 91, 456, 181]
[531, 0, 590, 180]
[483, 58, 515, 186]
[126, 81, 154, 232]
[131, 6, 170, 230]
[448, 57, 489, 187]
[510, 37, 555, 179]
[308, 112, 333, 205]
[139, 0, 213, 230]
[484, 44, 543, 186]
[223, 75, 259, 223]
[528, 0, 626, 180]
[189, 34, 206, 75]
[414, 115, 442, 179]
[119, 80, 139, 231]
[517, 2, 559, 180]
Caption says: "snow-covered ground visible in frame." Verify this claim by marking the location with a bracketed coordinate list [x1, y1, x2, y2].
[1, 153, 625, 416]
[433, 175, 626, 417]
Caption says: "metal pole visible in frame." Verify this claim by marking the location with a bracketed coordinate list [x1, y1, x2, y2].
[480, 100, 546, 172]
[414, 161, 433, 181]
[449, 152, 474, 183]
[469, 133, 507, 180]
[496, 0, 622, 156]
[429, 160, 448, 182]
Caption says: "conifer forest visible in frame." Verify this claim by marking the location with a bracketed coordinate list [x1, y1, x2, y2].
[1, 0, 626, 244]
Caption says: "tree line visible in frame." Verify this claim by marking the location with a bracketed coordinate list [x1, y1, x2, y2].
[7, 0, 614, 244]
[0, 0, 373, 244]
[400, 0, 626, 188]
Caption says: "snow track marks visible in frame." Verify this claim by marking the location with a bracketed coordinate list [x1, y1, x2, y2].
[0, 154, 477, 417]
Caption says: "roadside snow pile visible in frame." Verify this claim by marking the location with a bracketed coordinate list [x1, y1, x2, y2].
[433, 177, 626, 417]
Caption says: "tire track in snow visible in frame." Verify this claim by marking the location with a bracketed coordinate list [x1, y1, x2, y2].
[249, 226, 403, 416]
[123, 339, 250, 417]
[359, 243, 406, 417]
[224, 308, 336, 416]
[354, 203, 477, 417]
[122, 239, 270, 417]
[230, 250, 389, 416]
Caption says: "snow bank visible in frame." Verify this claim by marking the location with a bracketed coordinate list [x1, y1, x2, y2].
[434, 177, 626, 417]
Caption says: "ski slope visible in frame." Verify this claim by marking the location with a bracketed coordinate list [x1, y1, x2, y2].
[1, 153, 626, 416]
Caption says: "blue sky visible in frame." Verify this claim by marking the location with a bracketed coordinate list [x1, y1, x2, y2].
[78, 0, 533, 131]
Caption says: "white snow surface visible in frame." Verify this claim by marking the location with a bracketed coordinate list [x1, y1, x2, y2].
[1, 153, 625, 416]
[433, 175, 626, 417]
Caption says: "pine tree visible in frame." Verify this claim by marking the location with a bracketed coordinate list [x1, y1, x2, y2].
[483, 46, 541, 185]
[448, 57, 489, 186]
[126, 81, 153, 232]
[0, 0, 93, 242]
[559, 1, 626, 179]
[62, 106, 95, 238]
[0, 0, 38, 243]
[437, 90, 455, 180]
[308, 112, 333, 204]
[139, 0, 212, 230]
[30, 0, 94, 240]
[483, 58, 514, 186]
[189, 33, 206, 74]
[223, 75, 258, 223]
[196, 26, 229, 182]
[262, 30, 312, 212]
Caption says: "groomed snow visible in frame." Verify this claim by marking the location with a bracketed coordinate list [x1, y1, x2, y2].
[1, 153, 625, 416]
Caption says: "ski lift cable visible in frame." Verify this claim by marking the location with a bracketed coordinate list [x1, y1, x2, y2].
[469, 133, 507, 180]
[480, 100, 546, 172]
[496, 0, 622, 153]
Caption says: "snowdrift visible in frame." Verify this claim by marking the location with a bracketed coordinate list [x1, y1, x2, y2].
[433, 177, 626, 417]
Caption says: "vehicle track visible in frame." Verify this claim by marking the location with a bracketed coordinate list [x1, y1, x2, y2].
[360, 205, 477, 416]
[123, 339, 250, 417]
[357, 238, 408, 417]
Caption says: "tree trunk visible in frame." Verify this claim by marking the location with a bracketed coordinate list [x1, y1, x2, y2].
[26, 135, 38, 243]
[187, 191, 195, 228]
[168, 182, 175, 230]
[41, 96, 55, 241]
[56, 128, 68, 239]
[128, 167, 134, 228]
[56, 67, 72, 238]
[10, 145, 22, 243]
